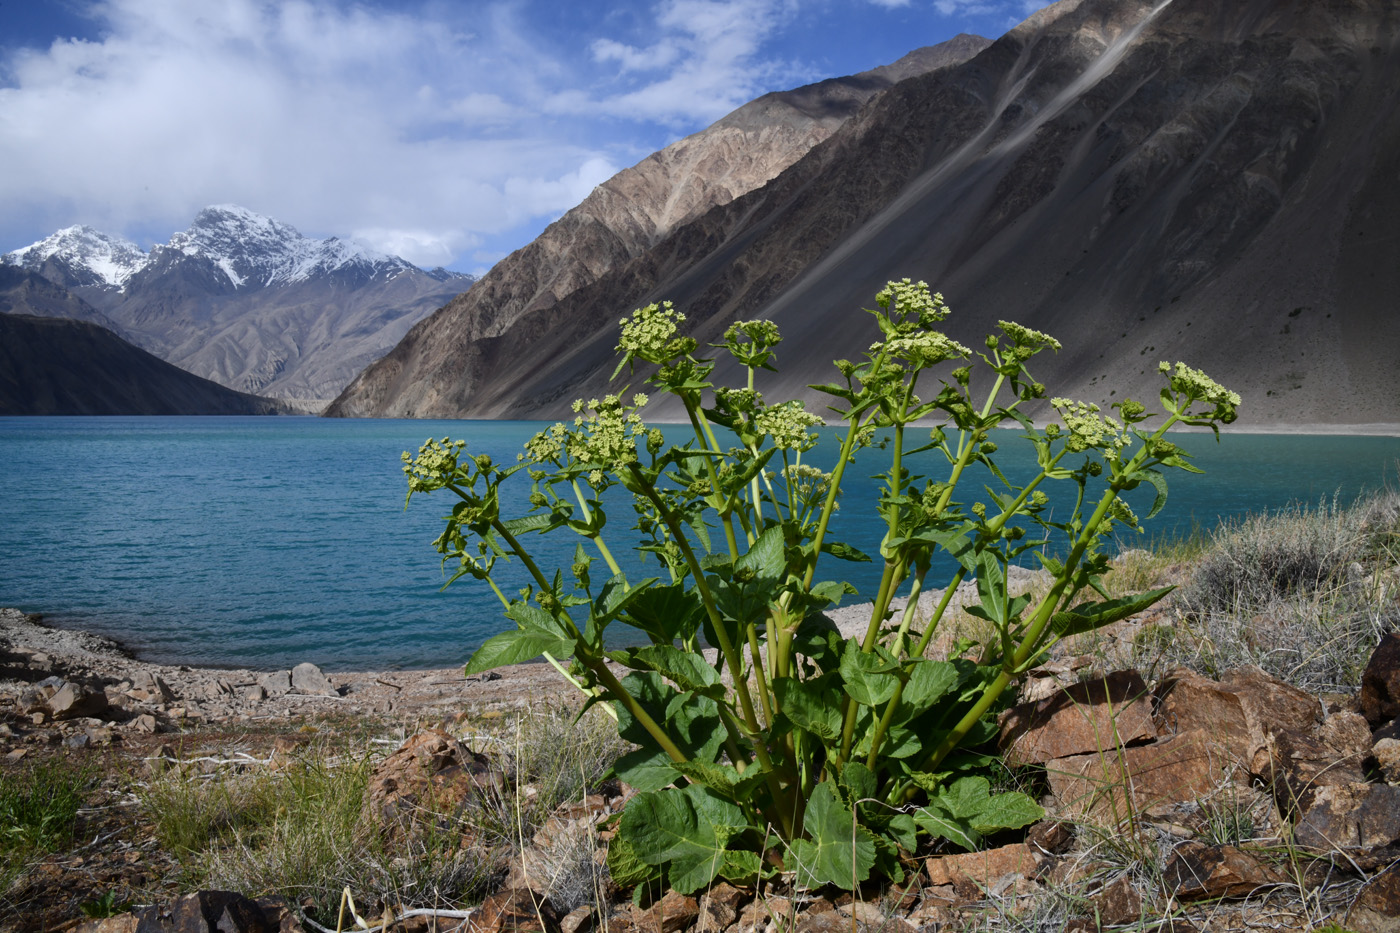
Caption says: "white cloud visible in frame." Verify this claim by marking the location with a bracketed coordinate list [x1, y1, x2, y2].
[0, 0, 638, 266]
[865, 0, 913, 7]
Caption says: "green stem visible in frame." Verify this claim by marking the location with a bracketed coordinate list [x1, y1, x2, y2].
[571, 480, 623, 577]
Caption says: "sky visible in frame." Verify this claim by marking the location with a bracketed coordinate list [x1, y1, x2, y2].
[0, 0, 1048, 275]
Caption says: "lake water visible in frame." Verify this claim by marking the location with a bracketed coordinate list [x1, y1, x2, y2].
[1, 416, 1396, 671]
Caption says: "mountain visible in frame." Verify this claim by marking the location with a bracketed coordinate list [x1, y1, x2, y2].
[4, 206, 475, 409]
[326, 34, 991, 417]
[0, 265, 125, 334]
[328, 0, 1400, 430]
[0, 313, 281, 416]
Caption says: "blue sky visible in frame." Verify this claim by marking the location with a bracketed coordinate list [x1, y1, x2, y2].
[0, 0, 1047, 274]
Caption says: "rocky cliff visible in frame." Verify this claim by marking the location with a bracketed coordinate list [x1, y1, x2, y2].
[325, 35, 991, 417]
[328, 0, 1400, 429]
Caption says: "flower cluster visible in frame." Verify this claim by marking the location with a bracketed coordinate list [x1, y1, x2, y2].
[617, 302, 690, 365]
[784, 463, 837, 513]
[886, 331, 971, 368]
[876, 278, 949, 327]
[401, 437, 466, 495]
[525, 394, 650, 485]
[997, 321, 1061, 353]
[1050, 398, 1128, 454]
[755, 400, 824, 451]
[1159, 362, 1240, 422]
[723, 319, 782, 370]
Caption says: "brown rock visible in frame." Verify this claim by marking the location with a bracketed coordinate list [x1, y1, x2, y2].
[1161, 842, 1283, 900]
[696, 882, 744, 930]
[925, 842, 1042, 899]
[48, 680, 110, 720]
[1027, 819, 1075, 855]
[559, 906, 594, 933]
[1046, 729, 1247, 826]
[999, 669, 1156, 767]
[795, 913, 857, 933]
[74, 917, 139, 933]
[1154, 667, 1320, 764]
[1361, 634, 1400, 728]
[1374, 738, 1400, 784]
[129, 890, 273, 932]
[1295, 783, 1400, 851]
[647, 890, 700, 933]
[1252, 719, 1370, 814]
[471, 888, 559, 933]
[1348, 864, 1400, 933]
[836, 902, 885, 926]
[363, 729, 503, 842]
[1091, 875, 1142, 925]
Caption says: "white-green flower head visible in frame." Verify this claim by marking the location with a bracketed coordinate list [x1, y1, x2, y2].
[886, 330, 971, 368]
[876, 278, 949, 327]
[755, 400, 824, 451]
[1159, 361, 1241, 422]
[1109, 496, 1140, 529]
[1051, 398, 1128, 454]
[402, 436, 467, 492]
[723, 319, 782, 368]
[617, 301, 686, 364]
[783, 463, 837, 505]
[561, 393, 650, 484]
[997, 321, 1061, 353]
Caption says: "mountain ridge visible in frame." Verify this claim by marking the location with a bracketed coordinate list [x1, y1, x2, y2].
[328, 0, 1400, 428]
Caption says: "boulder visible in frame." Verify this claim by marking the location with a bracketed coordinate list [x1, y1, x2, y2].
[124, 890, 274, 932]
[1294, 783, 1400, 852]
[1161, 842, 1283, 900]
[1361, 634, 1400, 728]
[289, 662, 337, 697]
[1045, 729, 1248, 825]
[999, 669, 1156, 766]
[47, 680, 110, 720]
[1154, 666, 1320, 764]
[1252, 714, 1372, 814]
[363, 729, 504, 843]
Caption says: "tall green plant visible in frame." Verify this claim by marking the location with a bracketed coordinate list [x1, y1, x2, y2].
[402, 281, 1239, 893]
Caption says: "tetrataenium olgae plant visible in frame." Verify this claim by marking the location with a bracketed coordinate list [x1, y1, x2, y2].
[401, 280, 1240, 895]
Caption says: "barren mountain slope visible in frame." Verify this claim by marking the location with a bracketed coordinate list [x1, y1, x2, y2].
[0, 314, 281, 416]
[325, 35, 991, 418]
[331, 0, 1400, 427]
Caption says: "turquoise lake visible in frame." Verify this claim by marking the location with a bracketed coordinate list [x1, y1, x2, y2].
[1, 416, 1396, 671]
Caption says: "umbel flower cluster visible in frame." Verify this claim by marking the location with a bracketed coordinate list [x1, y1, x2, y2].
[401, 279, 1240, 897]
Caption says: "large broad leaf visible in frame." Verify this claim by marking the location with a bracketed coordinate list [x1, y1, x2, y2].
[620, 784, 747, 894]
[463, 628, 573, 676]
[772, 676, 842, 744]
[610, 672, 724, 788]
[613, 746, 682, 793]
[619, 582, 706, 644]
[737, 524, 787, 585]
[840, 641, 900, 708]
[785, 782, 876, 890]
[1049, 586, 1174, 638]
[608, 645, 723, 698]
[671, 759, 766, 803]
[913, 776, 1043, 852]
[896, 660, 959, 721]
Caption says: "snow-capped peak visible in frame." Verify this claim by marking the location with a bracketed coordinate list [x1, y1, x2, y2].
[2, 225, 148, 288]
[161, 205, 413, 288]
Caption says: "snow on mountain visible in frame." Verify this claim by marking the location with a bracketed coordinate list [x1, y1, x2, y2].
[2, 226, 148, 288]
[159, 205, 417, 289]
[3, 205, 446, 295]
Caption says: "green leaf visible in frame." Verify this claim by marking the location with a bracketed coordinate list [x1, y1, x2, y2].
[822, 541, 872, 563]
[839, 641, 900, 708]
[612, 747, 680, 793]
[896, 660, 959, 720]
[1049, 585, 1174, 638]
[620, 784, 747, 895]
[773, 677, 842, 744]
[463, 628, 573, 677]
[737, 524, 787, 585]
[969, 790, 1043, 835]
[785, 782, 876, 890]
[1138, 469, 1168, 520]
[606, 830, 663, 888]
[608, 645, 722, 697]
[619, 582, 706, 644]
[671, 759, 766, 802]
[913, 776, 1044, 852]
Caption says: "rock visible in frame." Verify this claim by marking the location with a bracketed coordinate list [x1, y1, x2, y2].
[64, 731, 90, 749]
[1026, 819, 1075, 855]
[289, 662, 337, 697]
[638, 890, 698, 933]
[1294, 783, 1400, 851]
[560, 906, 594, 933]
[696, 881, 744, 930]
[244, 684, 267, 703]
[47, 680, 110, 720]
[998, 669, 1156, 766]
[258, 671, 292, 696]
[471, 888, 559, 933]
[1374, 738, 1400, 784]
[1161, 842, 1283, 900]
[1091, 875, 1142, 925]
[74, 917, 138, 933]
[363, 729, 504, 843]
[127, 890, 274, 932]
[17, 675, 65, 714]
[1045, 729, 1248, 826]
[1361, 634, 1400, 728]
[1154, 667, 1320, 764]
[128, 713, 160, 734]
[836, 902, 886, 925]
[1253, 717, 1371, 814]
[1348, 864, 1400, 933]
[925, 842, 1043, 899]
